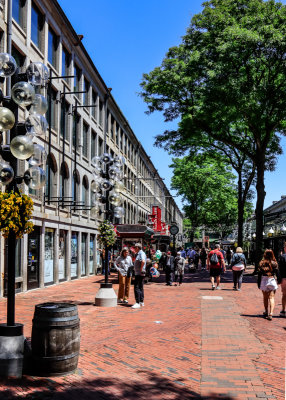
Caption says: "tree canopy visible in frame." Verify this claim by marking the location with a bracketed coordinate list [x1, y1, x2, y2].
[141, 0, 286, 262]
[171, 154, 240, 237]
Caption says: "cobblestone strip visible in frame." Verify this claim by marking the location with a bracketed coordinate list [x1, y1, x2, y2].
[201, 294, 277, 400]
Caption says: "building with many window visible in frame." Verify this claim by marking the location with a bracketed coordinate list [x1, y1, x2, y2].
[0, 0, 183, 296]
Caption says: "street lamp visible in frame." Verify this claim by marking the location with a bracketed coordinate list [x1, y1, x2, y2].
[93, 153, 125, 307]
[0, 53, 48, 378]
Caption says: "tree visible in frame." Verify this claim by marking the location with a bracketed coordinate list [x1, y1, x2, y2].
[141, 0, 286, 264]
[171, 154, 240, 240]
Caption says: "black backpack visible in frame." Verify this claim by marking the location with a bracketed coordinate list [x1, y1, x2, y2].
[210, 252, 219, 265]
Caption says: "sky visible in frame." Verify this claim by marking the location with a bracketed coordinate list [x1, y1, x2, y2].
[58, 0, 286, 212]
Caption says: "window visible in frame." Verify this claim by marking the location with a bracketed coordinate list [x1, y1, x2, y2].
[48, 28, 58, 68]
[59, 162, 69, 205]
[72, 113, 80, 147]
[110, 116, 115, 140]
[124, 135, 127, 156]
[60, 100, 70, 140]
[99, 99, 103, 126]
[82, 176, 89, 215]
[74, 64, 81, 94]
[46, 88, 57, 130]
[91, 130, 97, 159]
[120, 131, 123, 151]
[45, 153, 57, 200]
[72, 170, 80, 204]
[31, 2, 44, 50]
[83, 78, 89, 106]
[62, 46, 70, 83]
[98, 137, 103, 156]
[115, 123, 119, 146]
[82, 123, 88, 158]
[12, 0, 26, 29]
[91, 90, 97, 119]
[12, 46, 25, 69]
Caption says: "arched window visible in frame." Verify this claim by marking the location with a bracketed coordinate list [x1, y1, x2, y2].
[45, 153, 57, 201]
[72, 169, 80, 205]
[82, 175, 89, 214]
[59, 162, 69, 207]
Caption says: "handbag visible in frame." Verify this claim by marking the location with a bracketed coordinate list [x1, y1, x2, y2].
[127, 266, 134, 278]
[265, 277, 278, 291]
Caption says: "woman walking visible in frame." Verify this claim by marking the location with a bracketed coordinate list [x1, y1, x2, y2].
[114, 248, 133, 304]
[231, 247, 246, 291]
[257, 249, 280, 320]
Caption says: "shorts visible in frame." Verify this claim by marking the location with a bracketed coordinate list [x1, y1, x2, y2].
[209, 267, 222, 277]
[281, 278, 286, 295]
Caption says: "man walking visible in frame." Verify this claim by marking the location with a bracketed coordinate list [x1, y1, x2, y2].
[131, 243, 147, 309]
[207, 244, 225, 290]
[161, 251, 175, 286]
[278, 242, 286, 317]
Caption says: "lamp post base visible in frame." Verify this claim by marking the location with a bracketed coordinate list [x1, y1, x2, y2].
[95, 283, 117, 307]
[0, 323, 24, 378]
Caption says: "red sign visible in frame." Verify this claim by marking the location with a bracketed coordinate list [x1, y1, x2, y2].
[160, 221, 167, 235]
[152, 206, 162, 232]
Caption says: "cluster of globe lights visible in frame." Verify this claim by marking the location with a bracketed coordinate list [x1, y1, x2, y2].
[0, 52, 48, 189]
[90, 153, 125, 219]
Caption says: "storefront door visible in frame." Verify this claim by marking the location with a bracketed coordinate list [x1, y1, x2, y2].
[27, 227, 40, 290]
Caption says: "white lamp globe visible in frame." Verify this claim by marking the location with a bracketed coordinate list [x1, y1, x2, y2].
[26, 62, 49, 86]
[29, 144, 47, 166]
[10, 135, 34, 159]
[0, 53, 17, 77]
[25, 114, 48, 136]
[0, 161, 14, 185]
[25, 166, 46, 189]
[101, 153, 113, 164]
[113, 206, 125, 218]
[29, 94, 48, 115]
[11, 81, 35, 106]
[0, 107, 15, 131]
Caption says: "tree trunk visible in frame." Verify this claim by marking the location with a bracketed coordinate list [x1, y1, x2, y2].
[255, 153, 266, 271]
[237, 171, 244, 247]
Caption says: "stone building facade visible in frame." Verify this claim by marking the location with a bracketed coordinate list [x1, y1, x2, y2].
[0, 0, 183, 296]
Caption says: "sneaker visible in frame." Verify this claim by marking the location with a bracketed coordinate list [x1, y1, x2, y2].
[131, 303, 140, 309]
[266, 315, 272, 321]
[233, 286, 236, 290]
[216, 286, 221, 290]
[118, 300, 123, 304]
[279, 310, 286, 317]
[140, 302, 144, 307]
[123, 299, 128, 304]
[212, 285, 215, 290]
[237, 288, 241, 291]
[263, 311, 268, 317]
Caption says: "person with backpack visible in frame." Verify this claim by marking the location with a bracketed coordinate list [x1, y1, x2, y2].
[207, 244, 225, 290]
[230, 247, 247, 291]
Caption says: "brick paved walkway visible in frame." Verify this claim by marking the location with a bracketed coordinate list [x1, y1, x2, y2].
[0, 267, 284, 400]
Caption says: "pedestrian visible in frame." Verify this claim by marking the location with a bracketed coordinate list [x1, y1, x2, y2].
[174, 251, 186, 286]
[193, 247, 200, 270]
[161, 251, 175, 286]
[278, 242, 286, 317]
[200, 247, 207, 269]
[226, 247, 232, 267]
[131, 243, 147, 309]
[257, 249, 280, 320]
[207, 244, 225, 290]
[101, 248, 111, 275]
[230, 247, 247, 291]
[114, 248, 133, 304]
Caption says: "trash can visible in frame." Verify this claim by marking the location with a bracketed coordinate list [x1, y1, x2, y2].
[31, 302, 80, 376]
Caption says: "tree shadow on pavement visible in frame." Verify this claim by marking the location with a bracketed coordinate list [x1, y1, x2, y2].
[0, 371, 236, 400]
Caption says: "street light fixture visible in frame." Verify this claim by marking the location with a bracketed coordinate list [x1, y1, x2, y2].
[0, 53, 48, 378]
[93, 153, 125, 307]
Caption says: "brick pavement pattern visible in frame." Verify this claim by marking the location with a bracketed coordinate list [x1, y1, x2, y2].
[0, 267, 284, 400]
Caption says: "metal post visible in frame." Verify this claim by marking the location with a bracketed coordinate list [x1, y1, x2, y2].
[47, 69, 52, 204]
[6, 0, 12, 96]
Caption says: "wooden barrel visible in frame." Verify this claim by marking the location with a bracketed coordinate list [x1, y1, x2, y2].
[31, 302, 80, 376]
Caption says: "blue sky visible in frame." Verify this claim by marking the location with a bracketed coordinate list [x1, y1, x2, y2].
[58, 0, 286, 211]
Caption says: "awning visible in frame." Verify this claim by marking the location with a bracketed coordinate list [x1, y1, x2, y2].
[115, 224, 154, 238]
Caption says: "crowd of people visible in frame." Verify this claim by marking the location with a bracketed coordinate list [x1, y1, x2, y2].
[110, 241, 286, 320]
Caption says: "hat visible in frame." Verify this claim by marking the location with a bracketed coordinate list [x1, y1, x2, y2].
[167, 251, 171, 255]
[134, 242, 142, 249]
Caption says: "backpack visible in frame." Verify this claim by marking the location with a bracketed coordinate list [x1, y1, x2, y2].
[210, 252, 219, 265]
